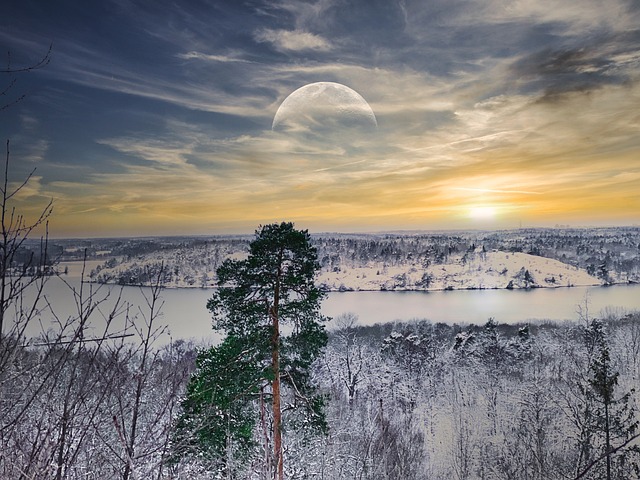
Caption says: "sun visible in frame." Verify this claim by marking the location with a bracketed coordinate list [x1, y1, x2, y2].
[468, 205, 498, 220]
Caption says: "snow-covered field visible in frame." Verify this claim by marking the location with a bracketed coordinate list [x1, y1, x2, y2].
[316, 250, 599, 291]
[82, 227, 640, 291]
[91, 246, 601, 292]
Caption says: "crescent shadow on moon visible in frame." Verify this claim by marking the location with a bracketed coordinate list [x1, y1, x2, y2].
[272, 82, 377, 132]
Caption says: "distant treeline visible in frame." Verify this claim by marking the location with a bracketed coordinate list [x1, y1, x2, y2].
[74, 227, 640, 287]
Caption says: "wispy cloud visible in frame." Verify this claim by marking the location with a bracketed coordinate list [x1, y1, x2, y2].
[46, 43, 274, 119]
[176, 51, 252, 63]
[452, 187, 542, 196]
[9, 175, 45, 200]
[254, 28, 332, 52]
[482, 0, 639, 35]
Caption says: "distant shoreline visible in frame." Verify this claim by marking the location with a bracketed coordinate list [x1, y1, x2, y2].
[81, 278, 623, 292]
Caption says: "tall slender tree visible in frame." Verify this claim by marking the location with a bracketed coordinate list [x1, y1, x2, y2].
[575, 319, 640, 479]
[179, 222, 327, 479]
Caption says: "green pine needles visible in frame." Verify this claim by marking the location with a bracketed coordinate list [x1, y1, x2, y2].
[175, 222, 328, 478]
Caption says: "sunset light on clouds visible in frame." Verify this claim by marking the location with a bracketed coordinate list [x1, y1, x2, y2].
[1, 0, 639, 237]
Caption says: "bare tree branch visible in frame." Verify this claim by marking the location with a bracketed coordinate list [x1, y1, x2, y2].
[574, 433, 640, 479]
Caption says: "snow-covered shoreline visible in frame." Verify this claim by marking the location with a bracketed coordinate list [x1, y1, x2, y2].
[85, 251, 606, 292]
[77, 227, 640, 291]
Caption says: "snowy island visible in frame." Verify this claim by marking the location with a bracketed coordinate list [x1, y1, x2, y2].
[60, 226, 640, 292]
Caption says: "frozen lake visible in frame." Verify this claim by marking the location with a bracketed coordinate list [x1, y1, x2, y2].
[9, 260, 639, 344]
[322, 285, 640, 326]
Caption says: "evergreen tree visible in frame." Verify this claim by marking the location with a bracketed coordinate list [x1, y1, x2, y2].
[174, 332, 269, 475]
[576, 320, 640, 479]
[177, 222, 327, 479]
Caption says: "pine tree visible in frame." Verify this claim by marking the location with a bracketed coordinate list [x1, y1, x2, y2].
[177, 222, 327, 479]
[576, 320, 640, 479]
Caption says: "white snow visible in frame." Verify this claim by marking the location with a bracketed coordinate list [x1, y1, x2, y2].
[89, 241, 602, 292]
[315, 251, 599, 291]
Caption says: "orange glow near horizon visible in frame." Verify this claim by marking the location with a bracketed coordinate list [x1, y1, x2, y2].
[8, 70, 640, 238]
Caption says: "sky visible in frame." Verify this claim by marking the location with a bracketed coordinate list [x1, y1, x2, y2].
[1, 0, 639, 237]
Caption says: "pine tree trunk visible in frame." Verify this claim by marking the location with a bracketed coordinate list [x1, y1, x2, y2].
[260, 387, 271, 479]
[272, 322, 283, 480]
[272, 253, 283, 480]
[605, 399, 611, 480]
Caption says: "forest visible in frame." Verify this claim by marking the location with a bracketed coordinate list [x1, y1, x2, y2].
[3, 299, 640, 479]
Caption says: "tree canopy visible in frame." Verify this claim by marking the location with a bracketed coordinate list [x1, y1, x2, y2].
[177, 222, 328, 478]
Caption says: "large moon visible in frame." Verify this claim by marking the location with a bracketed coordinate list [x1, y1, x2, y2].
[272, 82, 377, 132]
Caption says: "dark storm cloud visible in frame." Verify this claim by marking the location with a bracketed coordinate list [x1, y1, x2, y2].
[510, 33, 640, 101]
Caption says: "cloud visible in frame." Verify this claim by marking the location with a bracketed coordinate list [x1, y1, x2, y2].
[438, 0, 639, 37]
[8, 136, 50, 164]
[452, 186, 542, 195]
[489, 0, 639, 35]
[254, 28, 332, 52]
[47, 42, 275, 119]
[176, 51, 252, 63]
[24, 139, 49, 162]
[98, 136, 194, 168]
[9, 175, 45, 200]
[19, 114, 39, 131]
[510, 42, 640, 100]
[267, 0, 339, 30]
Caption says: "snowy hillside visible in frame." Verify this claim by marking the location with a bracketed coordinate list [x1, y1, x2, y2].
[89, 239, 248, 288]
[90, 242, 600, 291]
[81, 227, 640, 290]
[316, 250, 599, 291]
